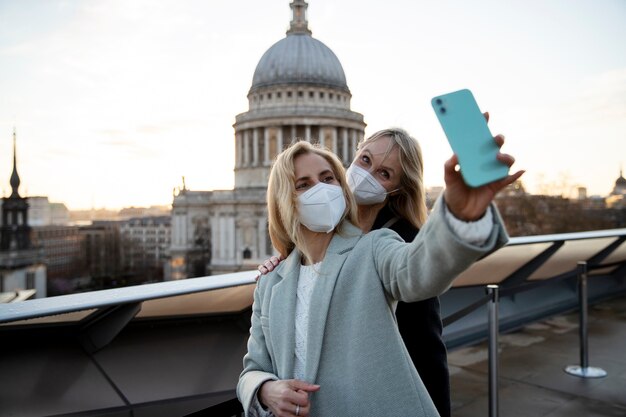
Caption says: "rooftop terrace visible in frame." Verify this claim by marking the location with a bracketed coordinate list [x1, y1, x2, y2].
[1, 228, 626, 416]
[449, 294, 626, 416]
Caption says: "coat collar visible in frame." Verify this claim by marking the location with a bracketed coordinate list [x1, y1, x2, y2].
[270, 221, 363, 382]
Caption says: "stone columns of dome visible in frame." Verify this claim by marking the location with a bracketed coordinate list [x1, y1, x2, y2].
[172, 213, 180, 248]
[235, 227, 243, 264]
[277, 127, 283, 154]
[181, 215, 188, 250]
[351, 130, 356, 160]
[243, 130, 250, 167]
[227, 215, 235, 261]
[257, 219, 265, 260]
[217, 213, 224, 259]
[291, 125, 297, 144]
[319, 127, 325, 148]
[264, 128, 270, 165]
[252, 128, 259, 166]
[342, 128, 349, 165]
[305, 125, 311, 142]
[331, 127, 338, 155]
[236, 131, 243, 168]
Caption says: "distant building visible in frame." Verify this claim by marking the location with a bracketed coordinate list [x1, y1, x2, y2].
[81, 221, 122, 280]
[43, 219, 168, 292]
[170, 0, 366, 277]
[27, 196, 71, 226]
[26, 196, 49, 226]
[32, 216, 171, 294]
[67, 205, 170, 224]
[118, 205, 170, 220]
[0, 129, 47, 298]
[120, 216, 170, 275]
[494, 175, 626, 236]
[32, 226, 84, 282]
[68, 208, 120, 223]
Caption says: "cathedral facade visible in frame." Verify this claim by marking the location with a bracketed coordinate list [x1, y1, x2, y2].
[169, 0, 366, 277]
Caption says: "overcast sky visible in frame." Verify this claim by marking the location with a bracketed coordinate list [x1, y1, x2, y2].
[1, 0, 625, 209]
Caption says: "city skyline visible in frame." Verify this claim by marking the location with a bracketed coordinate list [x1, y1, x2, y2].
[1, 0, 625, 210]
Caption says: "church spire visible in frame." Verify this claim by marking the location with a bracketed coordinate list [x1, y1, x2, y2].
[1, 127, 31, 252]
[10, 127, 21, 198]
[287, 0, 312, 36]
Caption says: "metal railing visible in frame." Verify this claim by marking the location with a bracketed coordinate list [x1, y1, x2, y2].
[564, 262, 608, 378]
[0, 270, 257, 325]
[440, 259, 618, 417]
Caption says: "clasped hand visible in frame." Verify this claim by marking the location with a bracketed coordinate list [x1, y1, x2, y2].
[258, 379, 320, 417]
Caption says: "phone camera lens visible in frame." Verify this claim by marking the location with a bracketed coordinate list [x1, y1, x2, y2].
[435, 98, 443, 105]
[440, 107, 446, 114]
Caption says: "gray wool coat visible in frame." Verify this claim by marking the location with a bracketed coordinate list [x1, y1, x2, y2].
[237, 199, 509, 417]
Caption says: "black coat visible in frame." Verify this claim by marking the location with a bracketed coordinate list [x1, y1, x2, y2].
[372, 204, 451, 417]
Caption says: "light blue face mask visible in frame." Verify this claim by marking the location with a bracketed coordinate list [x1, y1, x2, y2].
[346, 164, 395, 205]
[297, 182, 346, 233]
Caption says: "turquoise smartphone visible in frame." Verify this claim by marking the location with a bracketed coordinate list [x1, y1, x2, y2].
[431, 89, 509, 188]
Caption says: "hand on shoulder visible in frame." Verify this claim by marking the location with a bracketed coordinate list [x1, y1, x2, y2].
[256, 255, 283, 281]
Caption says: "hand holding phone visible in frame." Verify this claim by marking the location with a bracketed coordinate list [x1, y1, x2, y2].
[431, 89, 509, 188]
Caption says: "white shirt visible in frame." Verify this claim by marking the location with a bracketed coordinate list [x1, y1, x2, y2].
[294, 262, 322, 381]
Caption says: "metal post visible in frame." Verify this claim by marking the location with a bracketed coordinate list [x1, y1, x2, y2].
[564, 261, 607, 378]
[486, 284, 499, 417]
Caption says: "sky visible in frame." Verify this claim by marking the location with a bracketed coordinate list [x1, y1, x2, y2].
[0, 0, 625, 210]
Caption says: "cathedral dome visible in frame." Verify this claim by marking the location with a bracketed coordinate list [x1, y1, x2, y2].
[251, 34, 348, 92]
[610, 169, 626, 196]
[249, 0, 348, 93]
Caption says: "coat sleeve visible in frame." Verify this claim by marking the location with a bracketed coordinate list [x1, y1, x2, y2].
[373, 196, 509, 302]
[237, 283, 279, 415]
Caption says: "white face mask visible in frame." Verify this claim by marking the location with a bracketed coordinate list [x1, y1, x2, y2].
[297, 182, 346, 233]
[346, 164, 394, 205]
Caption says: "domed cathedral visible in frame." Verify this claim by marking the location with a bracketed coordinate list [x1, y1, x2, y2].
[611, 169, 626, 196]
[169, 0, 365, 278]
[606, 168, 626, 208]
[234, 0, 365, 188]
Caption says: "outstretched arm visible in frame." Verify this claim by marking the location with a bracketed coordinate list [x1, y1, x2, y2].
[373, 196, 509, 302]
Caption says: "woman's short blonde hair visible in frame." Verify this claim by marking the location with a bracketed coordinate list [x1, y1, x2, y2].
[358, 128, 427, 228]
[267, 141, 359, 262]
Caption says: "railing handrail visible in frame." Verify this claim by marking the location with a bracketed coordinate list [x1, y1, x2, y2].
[506, 228, 626, 245]
[3, 227, 626, 325]
[0, 269, 258, 324]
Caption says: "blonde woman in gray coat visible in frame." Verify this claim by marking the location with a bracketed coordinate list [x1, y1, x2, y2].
[238, 140, 522, 417]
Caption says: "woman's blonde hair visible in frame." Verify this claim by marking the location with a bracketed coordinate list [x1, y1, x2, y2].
[267, 141, 359, 263]
[358, 128, 427, 228]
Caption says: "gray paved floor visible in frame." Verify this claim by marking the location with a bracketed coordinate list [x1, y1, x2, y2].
[448, 295, 626, 417]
